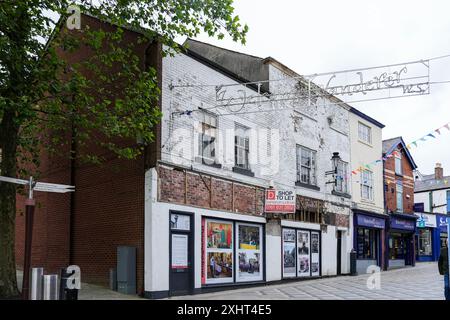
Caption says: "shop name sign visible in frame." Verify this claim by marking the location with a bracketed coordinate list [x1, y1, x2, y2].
[415, 213, 437, 228]
[265, 190, 295, 213]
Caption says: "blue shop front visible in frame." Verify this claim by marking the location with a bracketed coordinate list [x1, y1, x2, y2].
[353, 210, 388, 273]
[437, 214, 449, 248]
[415, 212, 438, 262]
[387, 213, 417, 269]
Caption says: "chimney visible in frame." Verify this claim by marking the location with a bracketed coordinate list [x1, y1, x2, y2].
[435, 163, 444, 180]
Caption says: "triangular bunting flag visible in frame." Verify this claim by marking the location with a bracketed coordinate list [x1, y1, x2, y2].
[427, 133, 436, 139]
[435, 129, 441, 135]
[445, 123, 450, 131]
[412, 141, 418, 147]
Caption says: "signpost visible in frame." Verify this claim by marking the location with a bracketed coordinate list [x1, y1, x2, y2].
[0, 175, 74, 300]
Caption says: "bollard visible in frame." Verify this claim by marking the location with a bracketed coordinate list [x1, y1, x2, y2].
[42, 274, 59, 300]
[350, 249, 358, 276]
[29, 267, 44, 300]
[59, 267, 79, 300]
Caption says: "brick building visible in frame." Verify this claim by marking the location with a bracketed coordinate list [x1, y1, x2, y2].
[14, 14, 387, 298]
[382, 137, 418, 269]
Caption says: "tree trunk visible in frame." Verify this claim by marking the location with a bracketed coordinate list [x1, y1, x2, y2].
[0, 112, 20, 299]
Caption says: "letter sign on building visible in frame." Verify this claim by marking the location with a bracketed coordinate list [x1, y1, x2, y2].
[265, 190, 296, 213]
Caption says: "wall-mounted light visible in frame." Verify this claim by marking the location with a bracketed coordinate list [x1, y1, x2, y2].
[326, 152, 341, 186]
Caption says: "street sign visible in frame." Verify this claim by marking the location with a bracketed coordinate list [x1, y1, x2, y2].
[264, 189, 296, 213]
[0, 176, 75, 193]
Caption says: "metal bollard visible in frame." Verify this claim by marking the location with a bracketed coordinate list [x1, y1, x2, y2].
[29, 267, 44, 300]
[42, 274, 59, 300]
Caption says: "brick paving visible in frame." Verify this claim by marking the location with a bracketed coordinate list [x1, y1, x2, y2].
[169, 262, 444, 300]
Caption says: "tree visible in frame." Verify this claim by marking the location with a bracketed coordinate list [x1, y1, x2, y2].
[0, 0, 247, 298]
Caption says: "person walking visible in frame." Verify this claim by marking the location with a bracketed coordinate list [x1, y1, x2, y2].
[438, 239, 449, 300]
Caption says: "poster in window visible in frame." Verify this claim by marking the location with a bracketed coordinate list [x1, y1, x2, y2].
[311, 231, 320, 276]
[206, 252, 233, 280]
[171, 234, 188, 269]
[282, 229, 296, 277]
[237, 223, 263, 282]
[207, 221, 233, 249]
[205, 219, 234, 284]
[170, 214, 190, 231]
[238, 225, 260, 250]
[297, 231, 310, 277]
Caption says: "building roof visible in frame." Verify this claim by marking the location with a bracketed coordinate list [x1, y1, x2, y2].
[349, 107, 385, 129]
[382, 136, 418, 169]
[415, 177, 450, 192]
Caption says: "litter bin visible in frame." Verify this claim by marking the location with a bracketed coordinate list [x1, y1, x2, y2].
[350, 249, 357, 276]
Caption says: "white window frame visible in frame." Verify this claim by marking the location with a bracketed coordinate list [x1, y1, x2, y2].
[361, 170, 374, 201]
[396, 182, 403, 212]
[296, 145, 317, 186]
[358, 122, 372, 144]
[234, 124, 250, 170]
[335, 160, 348, 194]
[197, 110, 217, 163]
[395, 152, 403, 175]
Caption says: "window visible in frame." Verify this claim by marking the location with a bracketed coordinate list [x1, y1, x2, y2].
[235, 124, 250, 170]
[417, 229, 432, 256]
[395, 151, 402, 175]
[335, 160, 348, 194]
[296, 145, 317, 185]
[396, 182, 403, 212]
[197, 111, 217, 163]
[361, 170, 373, 201]
[447, 191, 450, 213]
[358, 122, 372, 144]
[356, 228, 378, 259]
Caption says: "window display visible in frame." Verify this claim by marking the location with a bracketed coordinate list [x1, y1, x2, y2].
[205, 220, 234, 284]
[356, 228, 378, 259]
[236, 223, 263, 282]
[282, 228, 320, 278]
[417, 228, 432, 256]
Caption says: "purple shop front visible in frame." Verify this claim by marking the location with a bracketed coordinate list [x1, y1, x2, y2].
[387, 214, 417, 269]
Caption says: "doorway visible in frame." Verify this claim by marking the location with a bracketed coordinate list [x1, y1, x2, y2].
[336, 230, 342, 275]
[169, 211, 194, 296]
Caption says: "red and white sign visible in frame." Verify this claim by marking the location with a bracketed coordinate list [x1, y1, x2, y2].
[265, 189, 296, 213]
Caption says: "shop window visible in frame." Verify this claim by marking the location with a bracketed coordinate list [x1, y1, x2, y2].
[396, 182, 403, 212]
[361, 170, 373, 201]
[358, 122, 372, 144]
[197, 110, 217, 164]
[282, 228, 320, 278]
[356, 228, 378, 259]
[418, 229, 432, 256]
[236, 223, 263, 282]
[235, 124, 250, 170]
[296, 145, 317, 186]
[389, 233, 405, 260]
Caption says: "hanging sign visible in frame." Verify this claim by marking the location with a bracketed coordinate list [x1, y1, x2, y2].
[265, 189, 296, 213]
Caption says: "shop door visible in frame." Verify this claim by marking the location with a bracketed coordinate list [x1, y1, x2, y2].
[169, 212, 194, 296]
[336, 231, 342, 275]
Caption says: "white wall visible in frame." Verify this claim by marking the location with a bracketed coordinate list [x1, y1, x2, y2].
[415, 189, 449, 214]
[349, 112, 384, 214]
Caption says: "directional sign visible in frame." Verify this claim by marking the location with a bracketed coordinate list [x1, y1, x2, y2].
[0, 176, 75, 194]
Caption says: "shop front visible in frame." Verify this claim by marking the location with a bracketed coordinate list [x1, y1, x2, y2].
[415, 212, 438, 262]
[387, 214, 417, 269]
[353, 210, 387, 274]
[437, 214, 449, 248]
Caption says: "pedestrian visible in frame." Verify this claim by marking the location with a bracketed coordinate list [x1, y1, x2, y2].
[438, 239, 449, 300]
[210, 256, 216, 278]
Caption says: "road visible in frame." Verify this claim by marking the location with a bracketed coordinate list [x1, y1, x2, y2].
[169, 262, 444, 300]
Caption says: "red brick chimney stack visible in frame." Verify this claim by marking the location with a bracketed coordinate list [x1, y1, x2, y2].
[435, 163, 444, 180]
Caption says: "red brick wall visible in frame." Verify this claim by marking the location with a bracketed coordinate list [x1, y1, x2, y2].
[384, 146, 415, 214]
[15, 15, 156, 295]
[158, 165, 265, 216]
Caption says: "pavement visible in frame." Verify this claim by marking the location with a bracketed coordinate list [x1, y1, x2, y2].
[168, 262, 445, 300]
[16, 262, 444, 300]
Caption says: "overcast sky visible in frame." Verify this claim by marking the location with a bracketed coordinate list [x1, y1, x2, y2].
[181, 0, 450, 175]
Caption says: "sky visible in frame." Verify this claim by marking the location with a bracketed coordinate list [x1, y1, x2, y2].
[179, 0, 450, 175]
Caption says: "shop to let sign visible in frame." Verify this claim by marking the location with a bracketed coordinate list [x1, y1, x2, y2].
[265, 190, 296, 213]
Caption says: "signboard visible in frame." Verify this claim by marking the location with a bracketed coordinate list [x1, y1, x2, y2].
[171, 234, 188, 269]
[414, 213, 437, 228]
[356, 214, 385, 229]
[438, 215, 449, 233]
[390, 217, 416, 231]
[413, 203, 425, 213]
[265, 189, 295, 213]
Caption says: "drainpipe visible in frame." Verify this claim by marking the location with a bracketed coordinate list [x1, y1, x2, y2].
[382, 153, 389, 271]
[69, 122, 76, 265]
